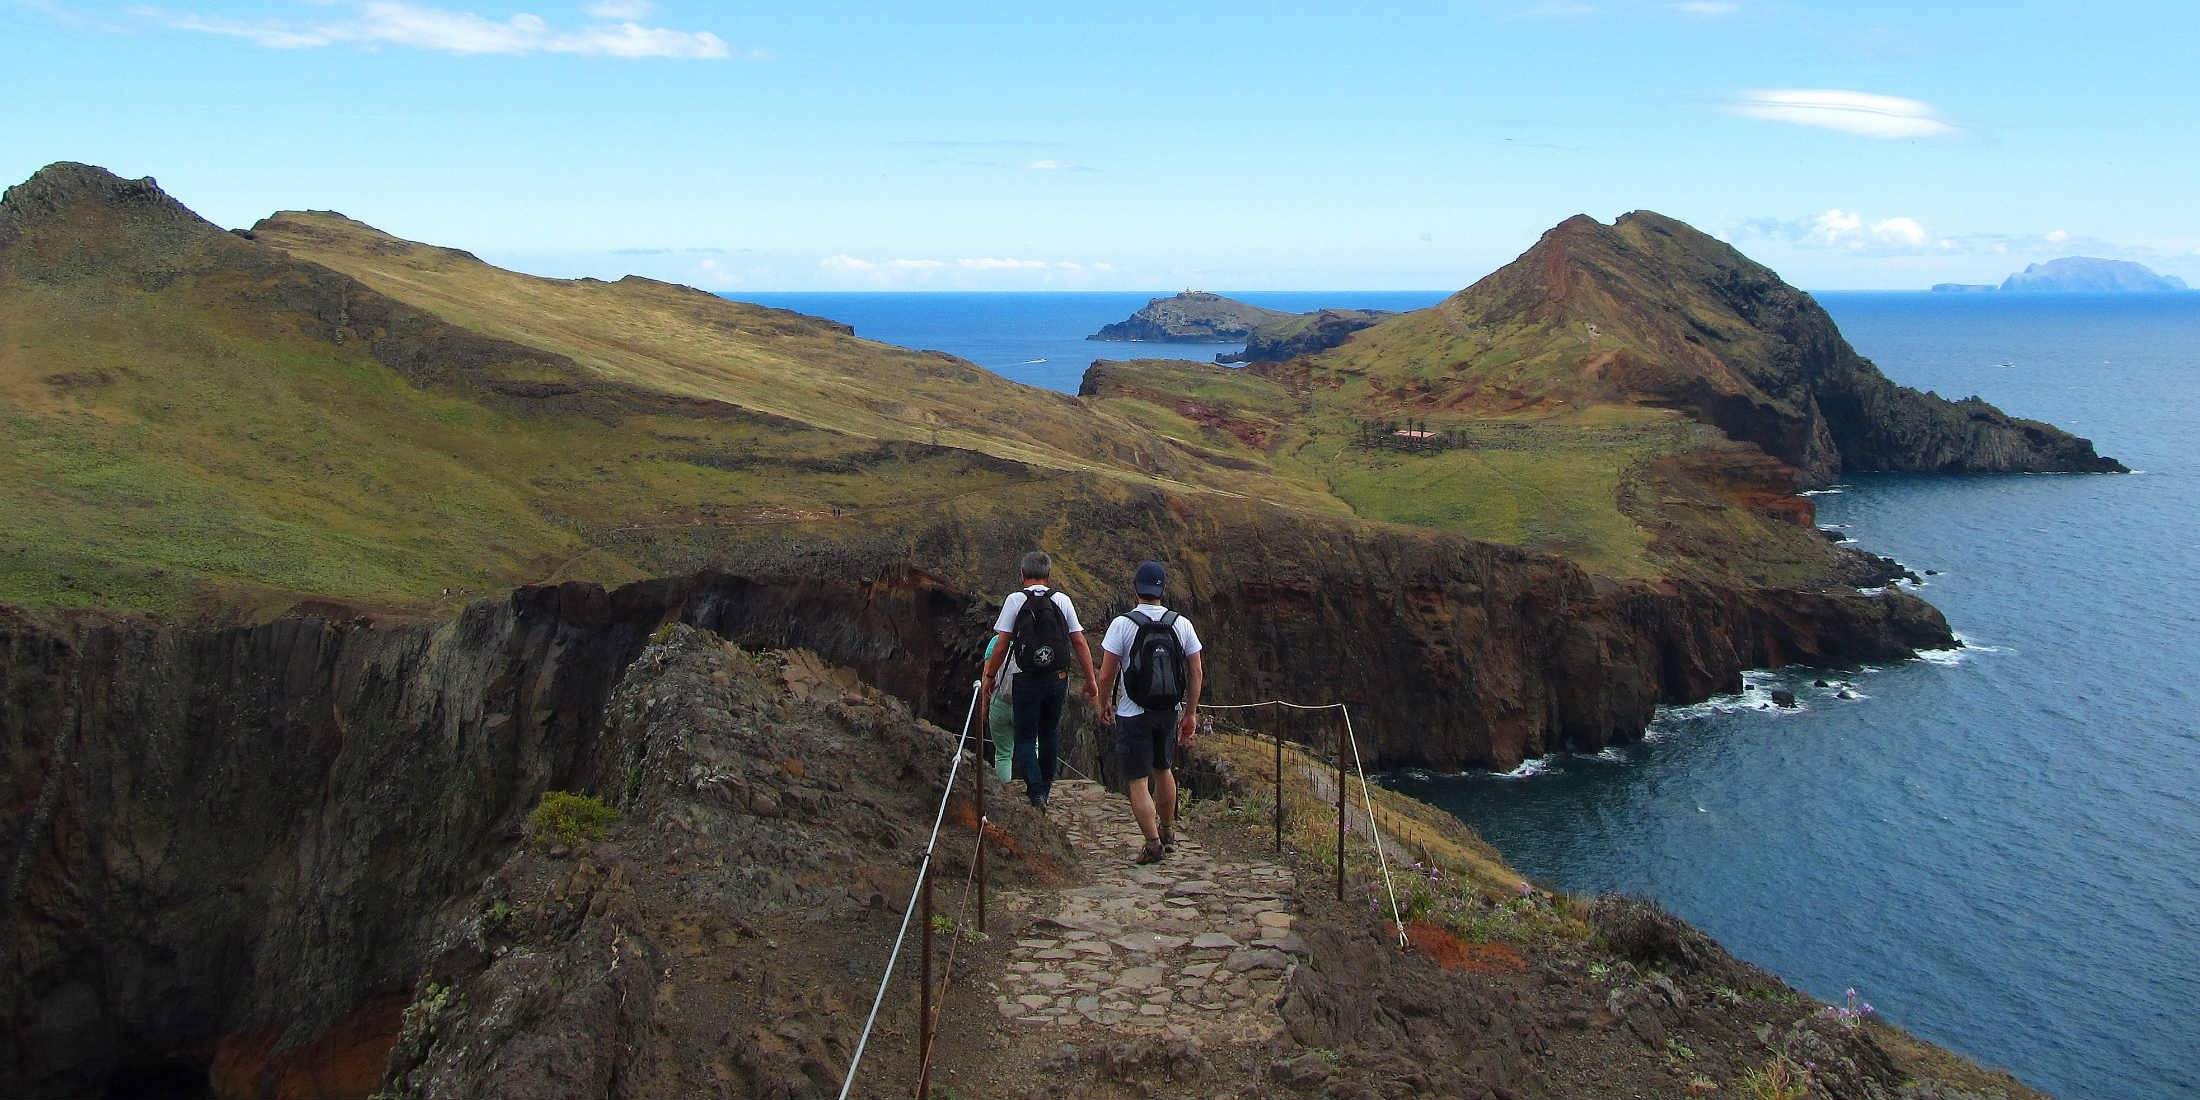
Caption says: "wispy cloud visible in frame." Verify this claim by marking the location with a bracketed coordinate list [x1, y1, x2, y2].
[1024, 158, 1099, 173]
[1740, 209, 1941, 252]
[1672, 1, 1739, 15]
[134, 1, 743, 60]
[819, 254, 1111, 276]
[1730, 89, 1955, 139]
[1735, 210, 2165, 262]
[1509, 1, 1598, 19]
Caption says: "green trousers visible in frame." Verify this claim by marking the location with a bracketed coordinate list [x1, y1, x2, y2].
[986, 698, 1015, 782]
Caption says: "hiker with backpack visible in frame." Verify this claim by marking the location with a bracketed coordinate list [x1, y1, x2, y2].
[978, 551, 1100, 810]
[1095, 561, 1203, 865]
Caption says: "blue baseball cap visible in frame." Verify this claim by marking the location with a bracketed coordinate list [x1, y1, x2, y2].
[1134, 560, 1166, 597]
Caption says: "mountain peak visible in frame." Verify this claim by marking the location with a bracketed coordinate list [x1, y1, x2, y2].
[0, 162, 213, 247]
[1318, 209, 2122, 483]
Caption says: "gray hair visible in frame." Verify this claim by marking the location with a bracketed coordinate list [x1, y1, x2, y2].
[1018, 550, 1052, 580]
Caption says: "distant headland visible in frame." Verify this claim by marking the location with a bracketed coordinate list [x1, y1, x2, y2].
[1933, 256, 2190, 294]
[1088, 290, 1392, 361]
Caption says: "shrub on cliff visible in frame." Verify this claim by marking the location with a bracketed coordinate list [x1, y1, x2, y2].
[1586, 895, 1721, 973]
[527, 791, 620, 850]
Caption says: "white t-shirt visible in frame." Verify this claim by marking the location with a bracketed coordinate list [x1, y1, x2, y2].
[992, 585, 1084, 677]
[1101, 604, 1202, 718]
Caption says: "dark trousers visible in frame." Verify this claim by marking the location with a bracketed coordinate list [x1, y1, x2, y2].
[1011, 673, 1067, 805]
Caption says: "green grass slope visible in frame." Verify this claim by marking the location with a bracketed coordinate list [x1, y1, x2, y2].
[0, 164, 1898, 616]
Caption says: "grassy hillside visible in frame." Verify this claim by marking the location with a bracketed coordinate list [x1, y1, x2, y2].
[0, 164, 1883, 617]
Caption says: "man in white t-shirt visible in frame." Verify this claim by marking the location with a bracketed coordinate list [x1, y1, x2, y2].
[978, 550, 1099, 810]
[1096, 560, 1204, 865]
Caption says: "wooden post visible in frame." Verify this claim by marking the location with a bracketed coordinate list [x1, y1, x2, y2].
[1335, 717, 1347, 901]
[976, 735, 987, 934]
[1273, 720, 1284, 853]
[917, 862, 934, 1100]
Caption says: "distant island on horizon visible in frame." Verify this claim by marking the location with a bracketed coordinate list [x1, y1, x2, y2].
[1932, 256, 2190, 294]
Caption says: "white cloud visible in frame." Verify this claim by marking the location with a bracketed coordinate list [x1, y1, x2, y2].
[1742, 209, 1936, 253]
[1809, 208, 1864, 245]
[817, 253, 1105, 280]
[584, 0, 653, 18]
[1673, 1, 1739, 15]
[136, 1, 737, 59]
[958, 257, 1050, 271]
[1735, 213, 2175, 266]
[1871, 216, 1929, 248]
[1731, 89, 1955, 139]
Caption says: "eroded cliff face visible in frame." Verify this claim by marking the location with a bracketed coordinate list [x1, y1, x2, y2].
[0, 575, 989, 1100]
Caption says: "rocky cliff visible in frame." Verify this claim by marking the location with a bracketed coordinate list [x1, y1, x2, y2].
[1089, 291, 1292, 341]
[0, 574, 996, 1099]
[3, 619, 2046, 1099]
[4, 558, 1947, 1089]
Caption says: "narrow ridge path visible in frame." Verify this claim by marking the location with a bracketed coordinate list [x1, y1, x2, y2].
[986, 779, 1306, 1046]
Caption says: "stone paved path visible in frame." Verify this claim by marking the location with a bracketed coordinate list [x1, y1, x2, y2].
[987, 779, 1305, 1044]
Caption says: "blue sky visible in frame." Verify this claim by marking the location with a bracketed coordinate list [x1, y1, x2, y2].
[4, 0, 2196, 290]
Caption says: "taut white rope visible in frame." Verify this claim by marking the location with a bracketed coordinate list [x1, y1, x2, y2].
[835, 679, 982, 1100]
[1339, 703, 1409, 948]
[1202, 698, 1409, 948]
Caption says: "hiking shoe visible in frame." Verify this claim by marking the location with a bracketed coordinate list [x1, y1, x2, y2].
[1135, 839, 1165, 864]
[1160, 830, 1177, 853]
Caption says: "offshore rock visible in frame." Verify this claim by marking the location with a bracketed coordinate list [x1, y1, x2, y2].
[1090, 290, 1291, 342]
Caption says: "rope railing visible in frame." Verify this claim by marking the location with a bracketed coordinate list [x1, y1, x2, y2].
[835, 679, 983, 1100]
[1202, 699, 1409, 949]
[838, 685, 1407, 1098]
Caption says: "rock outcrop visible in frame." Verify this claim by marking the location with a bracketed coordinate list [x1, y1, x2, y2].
[1215, 307, 1391, 364]
[1089, 291, 1292, 341]
[378, 628, 1069, 1098]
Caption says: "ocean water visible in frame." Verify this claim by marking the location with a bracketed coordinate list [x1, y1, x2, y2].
[728, 288, 2197, 1097]
[734, 291, 1446, 393]
[1390, 293, 2200, 1099]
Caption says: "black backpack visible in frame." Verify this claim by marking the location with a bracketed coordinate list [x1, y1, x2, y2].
[1011, 588, 1071, 675]
[1119, 610, 1187, 710]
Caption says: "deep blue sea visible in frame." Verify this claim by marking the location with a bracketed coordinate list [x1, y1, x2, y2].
[737, 291, 1447, 393]
[729, 289, 2197, 1099]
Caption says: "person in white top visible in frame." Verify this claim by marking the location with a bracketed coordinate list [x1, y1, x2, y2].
[977, 551, 1099, 810]
[1095, 560, 1204, 864]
